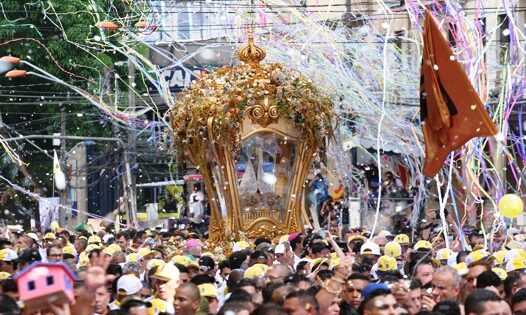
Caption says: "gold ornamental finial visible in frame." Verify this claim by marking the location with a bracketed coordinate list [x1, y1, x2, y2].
[237, 26, 266, 64]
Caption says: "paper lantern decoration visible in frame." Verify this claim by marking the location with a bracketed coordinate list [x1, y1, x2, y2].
[54, 170, 66, 191]
[498, 194, 524, 218]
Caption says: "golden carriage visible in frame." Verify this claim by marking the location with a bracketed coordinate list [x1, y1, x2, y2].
[170, 33, 335, 243]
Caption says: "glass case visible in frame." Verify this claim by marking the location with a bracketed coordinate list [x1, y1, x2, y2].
[235, 132, 296, 223]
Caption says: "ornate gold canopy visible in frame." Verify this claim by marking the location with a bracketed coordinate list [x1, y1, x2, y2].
[171, 32, 334, 243]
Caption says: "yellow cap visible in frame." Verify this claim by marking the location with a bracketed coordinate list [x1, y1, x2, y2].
[85, 244, 100, 253]
[88, 235, 102, 245]
[473, 245, 485, 251]
[151, 262, 180, 281]
[26, 232, 39, 242]
[377, 256, 397, 272]
[50, 221, 60, 232]
[347, 235, 366, 243]
[62, 246, 74, 255]
[198, 283, 217, 298]
[145, 230, 153, 237]
[455, 262, 468, 276]
[77, 252, 89, 268]
[384, 241, 402, 258]
[244, 263, 269, 279]
[138, 248, 153, 260]
[493, 249, 508, 265]
[0, 271, 11, 280]
[466, 250, 493, 265]
[506, 257, 526, 272]
[148, 298, 168, 315]
[394, 234, 410, 245]
[492, 268, 508, 280]
[43, 233, 56, 240]
[171, 255, 192, 267]
[233, 241, 250, 252]
[413, 240, 432, 251]
[435, 248, 454, 261]
[310, 258, 330, 271]
[126, 253, 138, 262]
[79, 236, 88, 241]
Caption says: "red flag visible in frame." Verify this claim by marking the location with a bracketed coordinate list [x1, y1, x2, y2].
[420, 10, 497, 177]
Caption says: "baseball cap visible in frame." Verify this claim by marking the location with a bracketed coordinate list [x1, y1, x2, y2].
[310, 258, 330, 271]
[117, 274, 142, 295]
[505, 249, 526, 263]
[233, 241, 250, 252]
[120, 296, 152, 311]
[493, 249, 508, 265]
[505, 240, 525, 250]
[102, 234, 114, 243]
[17, 248, 41, 263]
[85, 244, 100, 253]
[199, 256, 215, 272]
[26, 233, 39, 243]
[0, 249, 18, 262]
[394, 234, 410, 245]
[360, 241, 381, 256]
[348, 235, 366, 243]
[378, 230, 392, 238]
[435, 248, 454, 261]
[465, 250, 494, 266]
[244, 263, 268, 279]
[492, 268, 508, 280]
[413, 240, 432, 252]
[0, 271, 11, 279]
[126, 253, 138, 263]
[62, 246, 74, 255]
[274, 244, 285, 254]
[88, 235, 102, 245]
[198, 283, 217, 298]
[43, 233, 56, 240]
[151, 262, 180, 281]
[506, 257, 526, 272]
[454, 262, 469, 276]
[377, 256, 397, 272]
[361, 283, 391, 300]
[384, 242, 401, 258]
[137, 248, 153, 261]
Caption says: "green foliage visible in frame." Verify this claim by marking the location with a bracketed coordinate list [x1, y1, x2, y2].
[0, 0, 133, 189]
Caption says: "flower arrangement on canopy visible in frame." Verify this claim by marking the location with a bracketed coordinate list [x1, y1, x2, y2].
[170, 34, 335, 153]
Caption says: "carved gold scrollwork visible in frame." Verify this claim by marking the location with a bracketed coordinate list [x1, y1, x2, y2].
[245, 97, 280, 127]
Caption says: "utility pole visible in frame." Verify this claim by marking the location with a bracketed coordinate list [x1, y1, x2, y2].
[127, 55, 138, 224]
[59, 101, 67, 227]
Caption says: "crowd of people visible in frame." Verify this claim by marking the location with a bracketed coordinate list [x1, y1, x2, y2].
[0, 221, 524, 315]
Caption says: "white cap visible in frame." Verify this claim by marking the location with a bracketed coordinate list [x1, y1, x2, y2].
[0, 249, 18, 261]
[102, 234, 114, 243]
[505, 249, 522, 263]
[360, 241, 381, 256]
[378, 230, 392, 237]
[274, 244, 285, 254]
[117, 274, 142, 295]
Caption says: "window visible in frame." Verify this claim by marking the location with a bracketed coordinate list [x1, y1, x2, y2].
[46, 276, 54, 286]
[28, 280, 35, 291]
